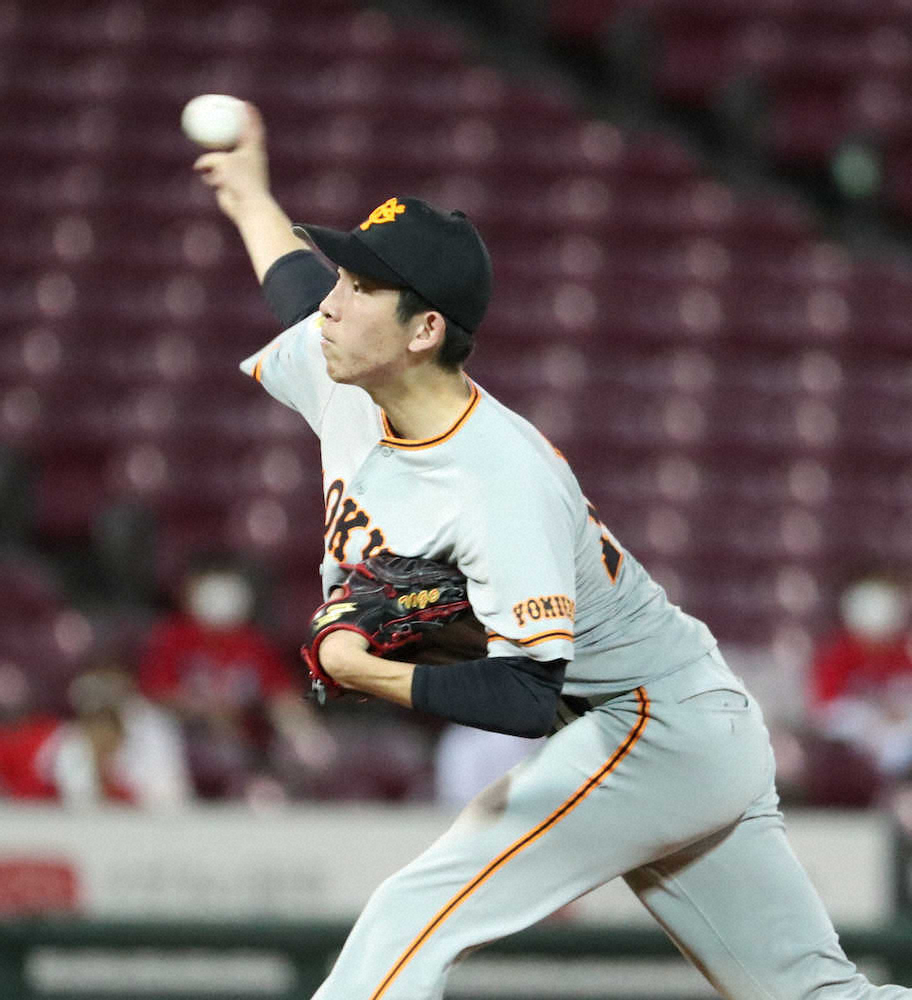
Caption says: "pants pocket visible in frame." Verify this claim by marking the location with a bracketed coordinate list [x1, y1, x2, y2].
[677, 687, 751, 712]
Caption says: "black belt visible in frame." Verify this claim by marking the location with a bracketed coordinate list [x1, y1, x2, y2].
[552, 693, 614, 732]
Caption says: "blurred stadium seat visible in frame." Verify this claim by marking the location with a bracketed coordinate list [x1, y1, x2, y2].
[559, 0, 912, 219]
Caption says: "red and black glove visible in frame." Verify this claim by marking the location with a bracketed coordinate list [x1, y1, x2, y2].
[301, 552, 477, 703]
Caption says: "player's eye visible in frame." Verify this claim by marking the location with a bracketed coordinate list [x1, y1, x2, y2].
[351, 279, 361, 293]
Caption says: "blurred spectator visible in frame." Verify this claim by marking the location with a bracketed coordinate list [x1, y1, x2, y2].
[66, 659, 192, 808]
[773, 574, 912, 808]
[0, 655, 192, 808]
[810, 575, 912, 782]
[137, 552, 335, 800]
[0, 660, 58, 800]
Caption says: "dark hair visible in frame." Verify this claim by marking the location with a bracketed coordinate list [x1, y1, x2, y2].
[396, 287, 474, 371]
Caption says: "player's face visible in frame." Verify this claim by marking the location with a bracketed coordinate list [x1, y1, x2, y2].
[318, 268, 413, 388]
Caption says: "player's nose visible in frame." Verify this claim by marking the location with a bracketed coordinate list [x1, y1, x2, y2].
[320, 281, 341, 321]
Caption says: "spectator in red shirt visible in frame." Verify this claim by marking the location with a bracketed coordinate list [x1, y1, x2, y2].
[812, 576, 912, 699]
[138, 553, 335, 800]
[0, 657, 190, 808]
[0, 712, 66, 801]
[809, 575, 912, 781]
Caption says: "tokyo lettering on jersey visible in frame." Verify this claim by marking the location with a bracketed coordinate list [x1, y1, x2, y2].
[241, 311, 716, 696]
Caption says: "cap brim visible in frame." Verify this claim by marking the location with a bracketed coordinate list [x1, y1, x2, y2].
[292, 223, 407, 287]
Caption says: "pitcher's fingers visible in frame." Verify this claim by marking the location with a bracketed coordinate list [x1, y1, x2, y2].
[196, 164, 224, 187]
[193, 152, 227, 173]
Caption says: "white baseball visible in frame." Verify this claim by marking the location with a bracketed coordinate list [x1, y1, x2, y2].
[180, 94, 245, 149]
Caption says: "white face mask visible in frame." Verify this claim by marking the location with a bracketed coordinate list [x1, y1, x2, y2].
[186, 573, 254, 629]
[840, 579, 908, 642]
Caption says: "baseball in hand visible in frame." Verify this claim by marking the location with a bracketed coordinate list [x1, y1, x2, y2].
[180, 94, 245, 149]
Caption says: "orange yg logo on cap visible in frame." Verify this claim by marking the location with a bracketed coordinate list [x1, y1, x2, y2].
[360, 197, 406, 231]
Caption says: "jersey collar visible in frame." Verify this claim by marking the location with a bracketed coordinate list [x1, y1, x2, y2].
[379, 380, 481, 450]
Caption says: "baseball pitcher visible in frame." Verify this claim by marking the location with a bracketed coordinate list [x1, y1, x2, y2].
[194, 104, 912, 1000]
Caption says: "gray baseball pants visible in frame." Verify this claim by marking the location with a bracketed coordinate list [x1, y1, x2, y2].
[313, 649, 911, 999]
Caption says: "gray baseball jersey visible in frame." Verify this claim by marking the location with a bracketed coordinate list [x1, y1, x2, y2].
[241, 310, 716, 696]
[241, 310, 909, 1000]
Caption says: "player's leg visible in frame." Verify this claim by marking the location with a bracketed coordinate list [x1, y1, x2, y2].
[313, 722, 626, 1000]
[312, 659, 774, 1000]
[625, 786, 911, 999]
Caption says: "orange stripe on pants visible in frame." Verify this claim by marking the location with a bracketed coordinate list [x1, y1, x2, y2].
[369, 687, 651, 1000]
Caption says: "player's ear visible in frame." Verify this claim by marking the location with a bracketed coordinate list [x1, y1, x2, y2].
[407, 310, 446, 358]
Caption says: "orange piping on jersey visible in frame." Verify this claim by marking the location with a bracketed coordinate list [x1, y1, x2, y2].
[487, 630, 574, 647]
[250, 338, 284, 383]
[380, 381, 480, 450]
[368, 687, 650, 1000]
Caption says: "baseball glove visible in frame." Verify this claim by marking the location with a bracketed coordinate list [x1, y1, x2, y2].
[301, 552, 486, 703]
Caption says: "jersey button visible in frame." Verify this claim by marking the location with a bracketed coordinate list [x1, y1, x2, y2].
[381, 446, 393, 457]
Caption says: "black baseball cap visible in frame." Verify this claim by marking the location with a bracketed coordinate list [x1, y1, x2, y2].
[292, 196, 492, 333]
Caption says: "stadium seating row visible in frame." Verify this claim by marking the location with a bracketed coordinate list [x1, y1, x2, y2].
[547, 0, 912, 219]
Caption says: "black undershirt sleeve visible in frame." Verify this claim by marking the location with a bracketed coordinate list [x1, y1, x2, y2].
[261, 250, 336, 328]
[411, 656, 567, 738]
